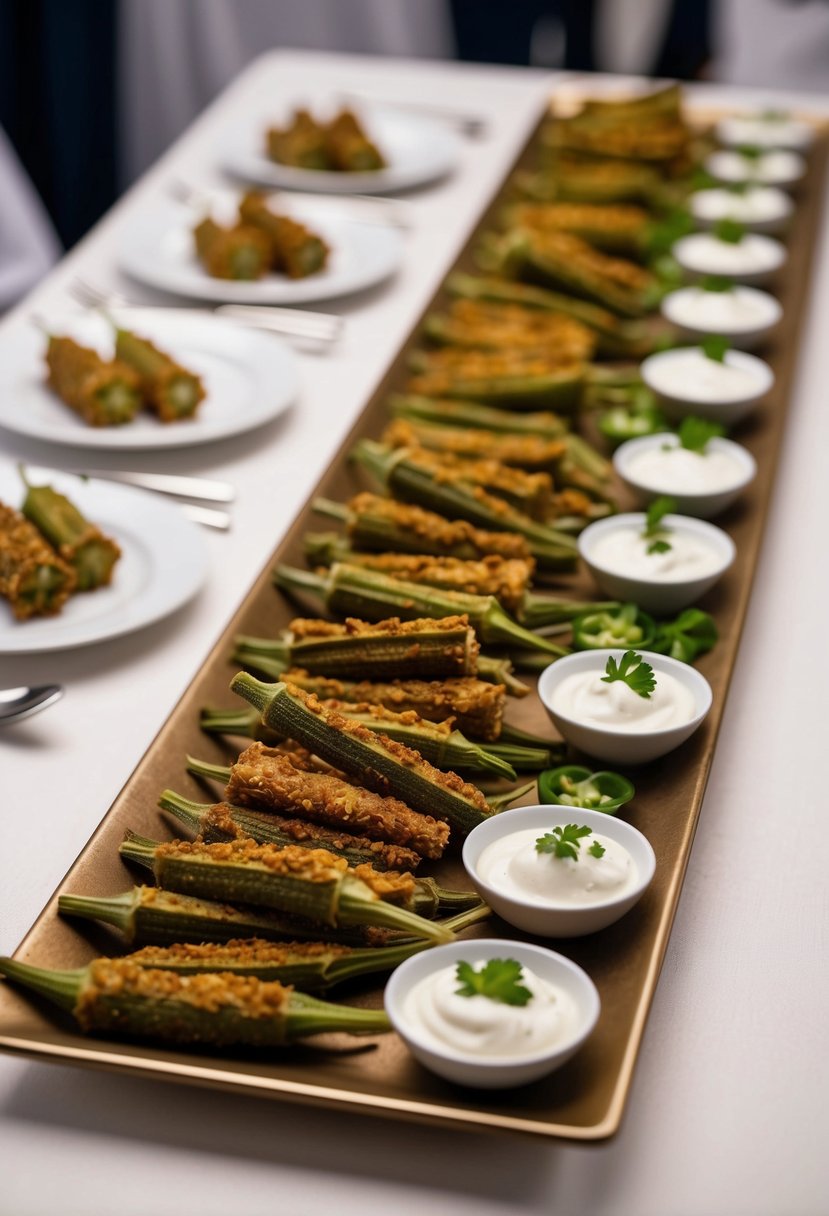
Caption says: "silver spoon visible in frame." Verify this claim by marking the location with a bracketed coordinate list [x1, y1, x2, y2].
[0, 685, 63, 725]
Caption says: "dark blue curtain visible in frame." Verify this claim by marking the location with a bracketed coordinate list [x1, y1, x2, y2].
[0, 0, 117, 249]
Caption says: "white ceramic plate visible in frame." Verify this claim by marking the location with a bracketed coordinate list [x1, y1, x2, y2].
[119, 196, 403, 304]
[0, 466, 208, 654]
[221, 105, 460, 194]
[0, 309, 298, 451]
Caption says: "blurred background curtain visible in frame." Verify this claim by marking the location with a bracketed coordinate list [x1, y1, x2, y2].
[117, 0, 454, 183]
[0, 124, 60, 309]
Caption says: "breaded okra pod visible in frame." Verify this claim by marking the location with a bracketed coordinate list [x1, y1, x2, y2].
[235, 613, 480, 683]
[324, 110, 385, 171]
[0, 956, 390, 1045]
[194, 217, 271, 280]
[314, 492, 534, 562]
[266, 108, 329, 169]
[160, 788, 422, 871]
[114, 328, 206, 422]
[238, 191, 329, 279]
[0, 502, 76, 619]
[118, 834, 454, 944]
[187, 742, 450, 860]
[277, 670, 507, 742]
[20, 472, 120, 592]
[230, 678, 493, 835]
[45, 336, 141, 426]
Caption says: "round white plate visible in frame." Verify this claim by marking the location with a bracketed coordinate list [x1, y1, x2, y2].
[221, 105, 460, 195]
[0, 309, 298, 450]
[0, 466, 208, 654]
[119, 197, 403, 304]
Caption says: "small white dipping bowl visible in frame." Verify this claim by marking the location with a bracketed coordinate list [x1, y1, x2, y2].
[463, 805, 655, 938]
[537, 648, 713, 765]
[660, 284, 782, 349]
[704, 148, 806, 190]
[641, 346, 774, 426]
[716, 114, 814, 153]
[614, 433, 757, 518]
[578, 511, 735, 614]
[689, 185, 793, 235]
[672, 231, 787, 286]
[384, 938, 600, 1088]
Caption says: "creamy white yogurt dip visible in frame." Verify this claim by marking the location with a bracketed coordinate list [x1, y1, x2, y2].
[690, 186, 792, 228]
[478, 826, 637, 908]
[716, 114, 814, 152]
[550, 665, 697, 732]
[662, 285, 781, 338]
[589, 523, 722, 582]
[705, 149, 805, 187]
[643, 348, 766, 404]
[627, 440, 745, 495]
[673, 232, 786, 279]
[403, 960, 576, 1058]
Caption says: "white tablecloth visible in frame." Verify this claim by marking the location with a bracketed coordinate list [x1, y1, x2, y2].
[0, 52, 825, 1216]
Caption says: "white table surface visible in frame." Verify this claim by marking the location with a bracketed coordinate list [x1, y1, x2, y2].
[0, 52, 826, 1216]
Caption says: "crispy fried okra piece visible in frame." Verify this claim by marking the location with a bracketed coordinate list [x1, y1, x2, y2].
[0, 501, 76, 618]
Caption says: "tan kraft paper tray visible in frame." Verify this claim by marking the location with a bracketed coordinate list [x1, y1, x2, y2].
[1, 97, 826, 1141]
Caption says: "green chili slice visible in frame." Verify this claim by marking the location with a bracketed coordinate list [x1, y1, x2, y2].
[538, 765, 634, 812]
[572, 602, 656, 650]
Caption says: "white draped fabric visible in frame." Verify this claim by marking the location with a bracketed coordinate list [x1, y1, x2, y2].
[0, 125, 60, 311]
[117, 0, 454, 184]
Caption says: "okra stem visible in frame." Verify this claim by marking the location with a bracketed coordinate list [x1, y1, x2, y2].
[520, 594, 621, 631]
[487, 779, 537, 812]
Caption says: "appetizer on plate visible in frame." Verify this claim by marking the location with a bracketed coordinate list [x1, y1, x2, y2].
[194, 191, 330, 281]
[44, 323, 206, 426]
[266, 107, 386, 172]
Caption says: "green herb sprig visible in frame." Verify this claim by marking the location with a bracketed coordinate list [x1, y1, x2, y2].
[602, 650, 657, 699]
[455, 959, 532, 1007]
[536, 823, 593, 860]
[713, 218, 745, 245]
[702, 334, 730, 363]
[701, 275, 733, 293]
[677, 415, 727, 453]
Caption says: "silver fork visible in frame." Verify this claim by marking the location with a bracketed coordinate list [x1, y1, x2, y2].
[67, 276, 343, 347]
[168, 176, 412, 230]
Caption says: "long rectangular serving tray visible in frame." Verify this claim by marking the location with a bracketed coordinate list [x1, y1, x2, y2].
[1, 96, 826, 1141]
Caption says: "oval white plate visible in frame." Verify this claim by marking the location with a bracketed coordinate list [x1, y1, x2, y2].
[221, 106, 460, 195]
[0, 466, 208, 654]
[119, 197, 403, 304]
[0, 309, 298, 451]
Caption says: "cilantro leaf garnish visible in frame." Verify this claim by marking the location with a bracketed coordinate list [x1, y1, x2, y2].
[713, 218, 745, 245]
[643, 495, 676, 538]
[602, 650, 657, 699]
[736, 143, 762, 161]
[455, 959, 532, 1007]
[727, 181, 750, 196]
[588, 840, 606, 858]
[536, 823, 593, 861]
[702, 334, 730, 363]
[678, 415, 726, 453]
[647, 539, 672, 555]
[701, 275, 733, 293]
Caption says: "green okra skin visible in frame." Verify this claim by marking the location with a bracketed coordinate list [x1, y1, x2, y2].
[159, 788, 422, 872]
[233, 617, 479, 683]
[388, 394, 570, 440]
[200, 705, 277, 743]
[230, 675, 493, 836]
[0, 956, 391, 1044]
[483, 740, 555, 771]
[58, 886, 397, 948]
[274, 562, 570, 658]
[114, 328, 204, 420]
[519, 594, 621, 632]
[197, 703, 516, 779]
[475, 655, 531, 697]
[20, 470, 120, 591]
[121, 903, 490, 991]
[118, 832, 453, 944]
[351, 440, 579, 571]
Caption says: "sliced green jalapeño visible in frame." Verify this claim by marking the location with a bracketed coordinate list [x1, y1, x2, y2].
[572, 602, 656, 650]
[538, 765, 634, 813]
